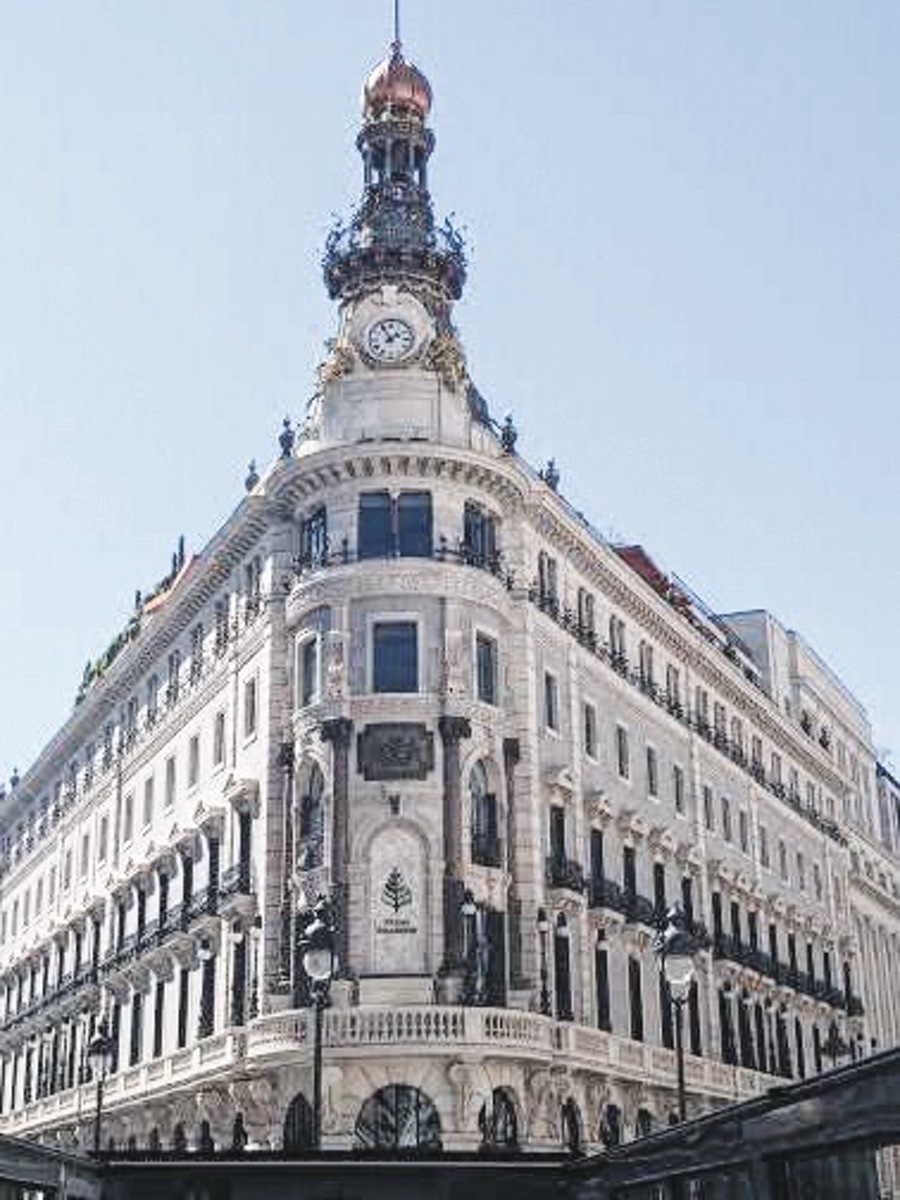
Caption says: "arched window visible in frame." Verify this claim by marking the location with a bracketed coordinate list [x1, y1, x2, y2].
[148, 1128, 161, 1151]
[554, 914, 573, 1021]
[478, 1087, 518, 1150]
[198, 1119, 215, 1154]
[355, 1084, 442, 1151]
[470, 762, 499, 867]
[600, 1104, 621, 1147]
[635, 1108, 653, 1139]
[283, 1092, 314, 1152]
[297, 763, 325, 871]
[561, 1098, 583, 1155]
[231, 1113, 248, 1152]
[172, 1123, 187, 1152]
[126, 1135, 137, 1153]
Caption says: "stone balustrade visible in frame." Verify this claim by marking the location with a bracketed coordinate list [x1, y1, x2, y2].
[0, 1006, 781, 1139]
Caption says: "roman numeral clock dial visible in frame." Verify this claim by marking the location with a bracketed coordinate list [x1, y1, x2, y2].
[366, 316, 416, 363]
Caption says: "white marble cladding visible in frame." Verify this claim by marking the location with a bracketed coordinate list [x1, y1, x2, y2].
[0, 413, 896, 1155]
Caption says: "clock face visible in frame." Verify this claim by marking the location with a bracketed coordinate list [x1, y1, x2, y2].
[366, 317, 416, 362]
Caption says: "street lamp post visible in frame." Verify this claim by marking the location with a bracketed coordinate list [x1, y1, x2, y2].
[87, 1022, 115, 1155]
[655, 905, 698, 1122]
[536, 908, 551, 1016]
[300, 898, 336, 1151]
[461, 889, 478, 1004]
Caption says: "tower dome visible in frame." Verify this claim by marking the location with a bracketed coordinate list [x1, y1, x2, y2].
[362, 42, 432, 119]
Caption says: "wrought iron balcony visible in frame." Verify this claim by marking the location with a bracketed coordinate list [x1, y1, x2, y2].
[545, 855, 586, 894]
[221, 862, 253, 896]
[471, 833, 502, 869]
[587, 877, 657, 927]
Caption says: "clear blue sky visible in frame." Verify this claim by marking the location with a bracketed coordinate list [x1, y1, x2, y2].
[1, 2, 898, 774]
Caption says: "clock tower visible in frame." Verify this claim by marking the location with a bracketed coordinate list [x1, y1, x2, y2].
[302, 34, 492, 452]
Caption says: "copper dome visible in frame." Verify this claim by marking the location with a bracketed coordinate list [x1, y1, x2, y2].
[362, 42, 432, 118]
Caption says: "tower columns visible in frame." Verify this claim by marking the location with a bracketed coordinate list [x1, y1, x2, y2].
[321, 717, 354, 977]
[439, 715, 472, 975]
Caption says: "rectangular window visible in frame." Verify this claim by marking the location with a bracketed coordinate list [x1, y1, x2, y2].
[463, 500, 498, 567]
[666, 664, 681, 709]
[796, 852, 805, 890]
[122, 793, 134, 844]
[544, 672, 559, 731]
[190, 623, 204, 684]
[35, 878, 43, 917]
[214, 599, 230, 655]
[143, 777, 154, 829]
[609, 615, 626, 663]
[538, 552, 559, 609]
[80, 833, 90, 878]
[165, 757, 177, 809]
[779, 839, 788, 881]
[97, 815, 108, 866]
[721, 796, 732, 842]
[130, 992, 143, 1066]
[49, 867, 57, 905]
[372, 621, 418, 693]
[616, 726, 630, 780]
[213, 711, 226, 767]
[813, 862, 822, 900]
[576, 588, 595, 639]
[359, 491, 393, 558]
[167, 650, 181, 708]
[549, 807, 566, 862]
[759, 825, 770, 868]
[63, 849, 72, 891]
[738, 810, 749, 853]
[703, 785, 714, 830]
[673, 765, 685, 814]
[397, 491, 433, 557]
[359, 491, 432, 558]
[628, 957, 644, 1042]
[638, 642, 654, 687]
[646, 747, 658, 797]
[298, 637, 319, 708]
[300, 505, 328, 569]
[583, 703, 598, 760]
[243, 678, 258, 738]
[188, 736, 200, 788]
[475, 633, 498, 705]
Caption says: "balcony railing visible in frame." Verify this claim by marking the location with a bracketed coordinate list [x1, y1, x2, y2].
[221, 862, 252, 897]
[545, 855, 586, 894]
[471, 834, 502, 869]
[588, 877, 658, 928]
[524, 590, 847, 849]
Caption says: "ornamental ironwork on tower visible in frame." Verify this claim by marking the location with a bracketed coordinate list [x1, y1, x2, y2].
[323, 37, 466, 309]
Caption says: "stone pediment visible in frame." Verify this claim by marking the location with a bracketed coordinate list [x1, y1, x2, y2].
[547, 766, 574, 799]
[649, 825, 677, 858]
[224, 775, 260, 816]
[192, 799, 226, 837]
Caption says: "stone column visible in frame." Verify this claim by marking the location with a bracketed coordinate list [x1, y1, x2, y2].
[503, 737, 527, 989]
[277, 740, 295, 991]
[321, 717, 353, 977]
[439, 715, 472, 975]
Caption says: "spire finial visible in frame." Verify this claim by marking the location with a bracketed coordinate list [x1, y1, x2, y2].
[393, 0, 401, 51]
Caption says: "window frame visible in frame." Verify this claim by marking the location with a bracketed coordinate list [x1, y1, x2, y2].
[474, 630, 499, 706]
[369, 614, 421, 694]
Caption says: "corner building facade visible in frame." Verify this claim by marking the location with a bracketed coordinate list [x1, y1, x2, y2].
[1, 39, 899, 1164]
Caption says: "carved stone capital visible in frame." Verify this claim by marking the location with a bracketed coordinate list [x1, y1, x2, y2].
[503, 737, 521, 769]
[438, 715, 472, 745]
[321, 717, 353, 750]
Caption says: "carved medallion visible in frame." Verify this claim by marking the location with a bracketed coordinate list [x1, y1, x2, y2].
[357, 722, 435, 781]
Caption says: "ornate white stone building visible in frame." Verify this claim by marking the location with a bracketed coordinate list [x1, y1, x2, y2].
[0, 33, 899, 1166]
